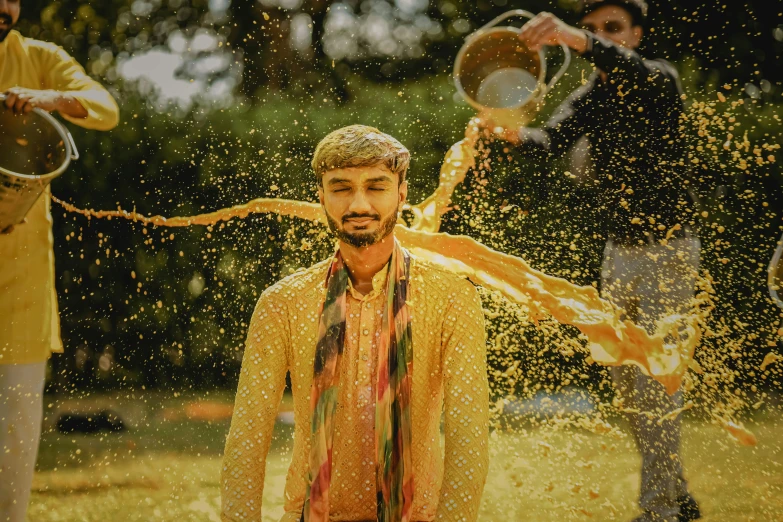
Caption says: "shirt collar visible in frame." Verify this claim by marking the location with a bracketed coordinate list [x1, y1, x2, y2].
[346, 263, 389, 301]
[0, 30, 20, 48]
[0, 31, 11, 54]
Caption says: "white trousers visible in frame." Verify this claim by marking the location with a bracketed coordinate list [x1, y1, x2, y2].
[602, 234, 701, 521]
[0, 362, 46, 522]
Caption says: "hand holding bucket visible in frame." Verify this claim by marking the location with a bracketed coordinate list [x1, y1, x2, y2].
[770, 232, 783, 310]
[454, 10, 572, 130]
[0, 93, 79, 232]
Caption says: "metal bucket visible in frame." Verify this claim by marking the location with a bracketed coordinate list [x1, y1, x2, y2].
[0, 94, 79, 230]
[454, 10, 571, 129]
[770, 232, 783, 310]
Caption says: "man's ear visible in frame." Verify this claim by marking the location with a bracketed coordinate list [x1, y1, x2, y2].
[631, 26, 643, 48]
[398, 180, 408, 206]
[318, 186, 325, 207]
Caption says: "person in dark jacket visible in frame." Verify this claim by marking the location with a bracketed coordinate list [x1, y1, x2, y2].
[494, 1, 702, 521]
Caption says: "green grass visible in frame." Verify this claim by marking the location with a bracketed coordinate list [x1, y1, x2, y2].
[27, 393, 783, 521]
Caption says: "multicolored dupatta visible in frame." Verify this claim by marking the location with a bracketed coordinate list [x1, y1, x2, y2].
[301, 240, 414, 522]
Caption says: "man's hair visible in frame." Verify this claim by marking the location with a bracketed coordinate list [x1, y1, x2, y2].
[312, 125, 410, 185]
[581, 0, 648, 27]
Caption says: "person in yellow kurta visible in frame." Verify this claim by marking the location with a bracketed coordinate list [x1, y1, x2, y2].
[221, 125, 489, 522]
[0, 2, 119, 519]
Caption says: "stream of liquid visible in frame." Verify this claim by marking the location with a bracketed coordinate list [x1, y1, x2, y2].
[51, 108, 771, 446]
[53, 120, 698, 388]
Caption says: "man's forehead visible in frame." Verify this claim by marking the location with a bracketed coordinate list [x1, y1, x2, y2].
[581, 5, 633, 24]
[323, 165, 396, 183]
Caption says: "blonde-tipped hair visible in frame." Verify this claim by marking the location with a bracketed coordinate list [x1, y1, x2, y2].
[312, 125, 410, 185]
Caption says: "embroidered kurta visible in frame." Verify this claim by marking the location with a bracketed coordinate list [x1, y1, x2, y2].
[0, 30, 120, 364]
[221, 255, 489, 522]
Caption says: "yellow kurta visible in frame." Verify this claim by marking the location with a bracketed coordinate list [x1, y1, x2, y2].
[221, 255, 489, 522]
[0, 30, 119, 364]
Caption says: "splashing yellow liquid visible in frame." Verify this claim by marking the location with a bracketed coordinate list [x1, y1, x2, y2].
[720, 419, 758, 446]
[760, 351, 781, 371]
[406, 117, 484, 232]
[52, 195, 324, 227]
[51, 119, 704, 396]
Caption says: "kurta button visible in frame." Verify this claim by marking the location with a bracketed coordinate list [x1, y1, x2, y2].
[362, 329, 369, 336]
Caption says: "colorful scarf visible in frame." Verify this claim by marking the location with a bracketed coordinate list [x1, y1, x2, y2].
[302, 240, 414, 522]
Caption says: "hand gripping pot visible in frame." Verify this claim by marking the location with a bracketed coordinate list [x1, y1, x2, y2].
[0, 93, 79, 230]
[454, 10, 572, 129]
[770, 232, 783, 310]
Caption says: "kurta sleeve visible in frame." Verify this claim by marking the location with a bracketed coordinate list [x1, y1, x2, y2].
[38, 43, 120, 130]
[436, 280, 489, 522]
[221, 292, 291, 522]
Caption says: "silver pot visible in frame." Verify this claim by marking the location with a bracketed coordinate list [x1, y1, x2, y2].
[0, 93, 79, 230]
[453, 10, 571, 129]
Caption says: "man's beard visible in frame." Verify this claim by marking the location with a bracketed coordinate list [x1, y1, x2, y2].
[325, 207, 399, 248]
[0, 14, 14, 43]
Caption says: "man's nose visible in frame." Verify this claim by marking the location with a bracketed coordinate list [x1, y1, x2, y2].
[347, 188, 373, 214]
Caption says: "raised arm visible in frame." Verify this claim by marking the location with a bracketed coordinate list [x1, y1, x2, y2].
[506, 11, 681, 158]
[582, 33, 682, 96]
[221, 293, 290, 522]
[436, 280, 489, 522]
[39, 42, 120, 130]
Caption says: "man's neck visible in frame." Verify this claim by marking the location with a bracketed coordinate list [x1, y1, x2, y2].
[339, 234, 395, 295]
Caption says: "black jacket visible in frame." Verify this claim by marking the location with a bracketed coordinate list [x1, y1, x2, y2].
[518, 33, 697, 244]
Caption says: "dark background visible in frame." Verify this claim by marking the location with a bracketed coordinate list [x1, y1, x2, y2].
[11, 0, 782, 393]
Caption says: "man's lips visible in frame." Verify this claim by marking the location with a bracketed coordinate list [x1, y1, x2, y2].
[345, 217, 376, 226]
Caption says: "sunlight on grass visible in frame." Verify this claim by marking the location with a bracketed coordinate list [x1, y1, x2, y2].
[27, 394, 783, 521]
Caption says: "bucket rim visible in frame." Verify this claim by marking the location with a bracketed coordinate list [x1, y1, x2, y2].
[453, 25, 547, 112]
[0, 105, 76, 181]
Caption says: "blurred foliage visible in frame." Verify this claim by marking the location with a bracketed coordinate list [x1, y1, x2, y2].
[49, 76, 477, 390]
[8, 0, 780, 391]
[16, 0, 783, 96]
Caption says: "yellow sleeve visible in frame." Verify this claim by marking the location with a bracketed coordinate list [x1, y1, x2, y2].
[38, 43, 120, 130]
[221, 292, 290, 522]
[436, 281, 489, 522]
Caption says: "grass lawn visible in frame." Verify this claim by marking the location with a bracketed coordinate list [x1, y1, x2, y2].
[27, 392, 783, 521]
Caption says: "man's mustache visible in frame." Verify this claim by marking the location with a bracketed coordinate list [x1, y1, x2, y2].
[342, 212, 380, 223]
[0, 14, 12, 25]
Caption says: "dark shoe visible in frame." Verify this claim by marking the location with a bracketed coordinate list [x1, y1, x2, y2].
[677, 495, 701, 521]
[631, 512, 676, 522]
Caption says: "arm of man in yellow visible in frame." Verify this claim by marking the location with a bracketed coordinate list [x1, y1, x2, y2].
[221, 292, 290, 522]
[40, 44, 120, 131]
[436, 280, 490, 522]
